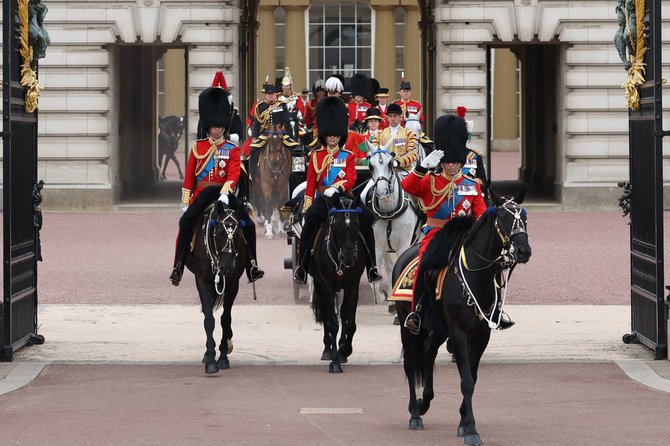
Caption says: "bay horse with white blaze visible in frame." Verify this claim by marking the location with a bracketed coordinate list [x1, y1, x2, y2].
[393, 188, 531, 445]
[185, 189, 248, 374]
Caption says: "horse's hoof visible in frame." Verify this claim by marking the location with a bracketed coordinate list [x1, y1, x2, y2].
[464, 434, 482, 446]
[408, 417, 424, 430]
[217, 358, 230, 370]
[205, 363, 219, 374]
[321, 350, 333, 361]
[337, 355, 348, 364]
[264, 233, 273, 240]
[227, 338, 234, 354]
[328, 363, 343, 373]
[458, 426, 466, 437]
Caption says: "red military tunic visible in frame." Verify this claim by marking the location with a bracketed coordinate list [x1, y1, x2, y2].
[305, 98, 319, 130]
[181, 138, 241, 206]
[303, 145, 357, 212]
[393, 99, 423, 126]
[401, 167, 486, 262]
[347, 100, 372, 128]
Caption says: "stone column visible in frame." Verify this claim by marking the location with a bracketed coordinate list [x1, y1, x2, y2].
[283, 2, 309, 92]
[256, 4, 277, 92]
[371, 1, 397, 98]
[403, 4, 422, 104]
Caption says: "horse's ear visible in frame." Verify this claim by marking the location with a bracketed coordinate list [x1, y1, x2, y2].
[384, 138, 394, 152]
[489, 186, 503, 206]
[514, 188, 526, 205]
[365, 139, 375, 154]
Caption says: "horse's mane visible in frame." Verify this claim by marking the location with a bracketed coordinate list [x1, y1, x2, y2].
[463, 208, 494, 248]
[420, 216, 475, 272]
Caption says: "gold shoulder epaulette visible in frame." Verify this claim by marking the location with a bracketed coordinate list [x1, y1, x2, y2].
[467, 146, 483, 156]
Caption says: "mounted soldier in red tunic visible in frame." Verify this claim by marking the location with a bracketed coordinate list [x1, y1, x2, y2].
[170, 79, 264, 286]
[393, 77, 423, 127]
[292, 96, 382, 285]
[347, 73, 372, 133]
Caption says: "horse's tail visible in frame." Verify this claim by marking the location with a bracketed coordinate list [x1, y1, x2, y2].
[310, 286, 328, 324]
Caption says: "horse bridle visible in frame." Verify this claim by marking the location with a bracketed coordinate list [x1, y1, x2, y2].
[325, 206, 363, 275]
[205, 206, 240, 293]
[368, 149, 410, 219]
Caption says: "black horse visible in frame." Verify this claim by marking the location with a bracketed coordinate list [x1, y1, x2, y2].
[393, 188, 531, 445]
[308, 194, 368, 373]
[186, 192, 247, 374]
[159, 115, 185, 180]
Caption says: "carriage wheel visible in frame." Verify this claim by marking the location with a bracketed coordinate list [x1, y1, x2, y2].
[291, 237, 301, 303]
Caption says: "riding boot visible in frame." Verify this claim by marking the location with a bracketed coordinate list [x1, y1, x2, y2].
[242, 217, 264, 282]
[404, 267, 426, 335]
[293, 219, 316, 284]
[360, 225, 382, 283]
[491, 304, 515, 330]
[170, 229, 190, 286]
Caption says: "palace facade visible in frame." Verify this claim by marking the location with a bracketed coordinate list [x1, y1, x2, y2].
[1, 0, 663, 210]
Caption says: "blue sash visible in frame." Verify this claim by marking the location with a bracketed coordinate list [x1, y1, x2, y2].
[197, 142, 234, 181]
[423, 178, 475, 233]
[321, 150, 348, 188]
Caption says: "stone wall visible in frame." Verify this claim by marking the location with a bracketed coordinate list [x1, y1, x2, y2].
[1, 0, 240, 210]
[435, 0, 669, 209]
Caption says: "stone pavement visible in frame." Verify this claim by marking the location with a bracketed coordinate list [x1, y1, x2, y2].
[3, 303, 669, 396]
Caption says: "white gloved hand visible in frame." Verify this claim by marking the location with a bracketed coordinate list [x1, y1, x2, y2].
[323, 187, 338, 197]
[229, 133, 239, 145]
[393, 160, 400, 169]
[218, 193, 229, 205]
[181, 206, 188, 213]
[420, 150, 444, 169]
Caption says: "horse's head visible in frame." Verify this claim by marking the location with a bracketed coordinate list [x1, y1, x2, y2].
[489, 188, 531, 264]
[210, 200, 244, 277]
[327, 195, 363, 269]
[405, 111, 422, 135]
[264, 123, 289, 173]
[366, 140, 395, 198]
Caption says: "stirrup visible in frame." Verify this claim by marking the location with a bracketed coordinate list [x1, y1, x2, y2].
[170, 268, 182, 287]
[497, 312, 515, 330]
[293, 265, 307, 284]
[404, 311, 422, 335]
[367, 266, 382, 283]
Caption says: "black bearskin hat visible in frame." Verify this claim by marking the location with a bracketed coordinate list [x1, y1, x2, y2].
[316, 96, 348, 147]
[350, 73, 369, 98]
[433, 115, 468, 164]
[198, 87, 232, 131]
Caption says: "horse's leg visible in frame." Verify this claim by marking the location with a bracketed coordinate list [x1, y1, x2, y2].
[196, 278, 219, 374]
[450, 323, 481, 446]
[371, 225, 387, 304]
[337, 285, 360, 363]
[217, 278, 240, 370]
[315, 281, 341, 373]
[419, 331, 446, 416]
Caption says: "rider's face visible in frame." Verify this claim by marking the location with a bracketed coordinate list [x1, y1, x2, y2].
[367, 119, 380, 131]
[282, 85, 291, 95]
[326, 135, 341, 147]
[442, 162, 461, 176]
[399, 89, 411, 100]
[387, 113, 401, 127]
[378, 97, 387, 105]
[265, 92, 277, 103]
[354, 95, 364, 103]
[209, 127, 225, 139]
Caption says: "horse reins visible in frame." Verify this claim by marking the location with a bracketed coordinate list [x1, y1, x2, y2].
[204, 206, 239, 295]
[456, 200, 528, 328]
[325, 207, 363, 276]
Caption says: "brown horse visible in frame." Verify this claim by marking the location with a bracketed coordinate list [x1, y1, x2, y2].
[250, 124, 298, 238]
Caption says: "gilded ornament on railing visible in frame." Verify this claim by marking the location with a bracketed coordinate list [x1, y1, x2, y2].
[17, 0, 51, 113]
[615, 0, 647, 111]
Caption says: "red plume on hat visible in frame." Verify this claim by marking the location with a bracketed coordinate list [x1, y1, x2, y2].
[211, 70, 228, 89]
[456, 105, 467, 119]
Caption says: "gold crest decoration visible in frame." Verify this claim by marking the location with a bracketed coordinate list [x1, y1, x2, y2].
[622, 0, 647, 111]
[18, 0, 43, 113]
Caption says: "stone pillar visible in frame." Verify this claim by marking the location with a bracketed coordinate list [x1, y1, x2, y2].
[371, 1, 397, 99]
[283, 2, 309, 92]
[403, 4, 422, 104]
[256, 4, 277, 92]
